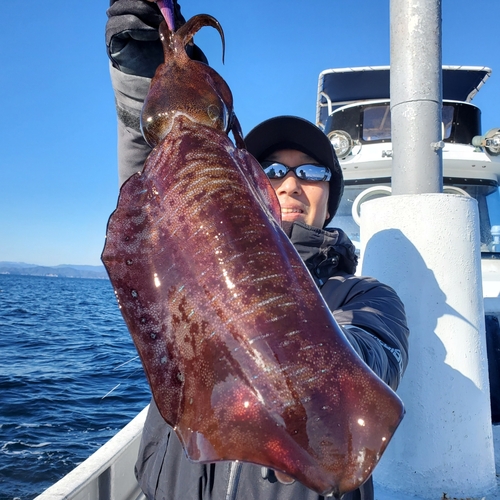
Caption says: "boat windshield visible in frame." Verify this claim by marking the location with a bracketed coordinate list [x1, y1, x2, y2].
[361, 105, 455, 142]
[330, 181, 500, 256]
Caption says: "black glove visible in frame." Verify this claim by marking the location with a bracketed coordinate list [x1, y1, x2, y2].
[106, 0, 207, 78]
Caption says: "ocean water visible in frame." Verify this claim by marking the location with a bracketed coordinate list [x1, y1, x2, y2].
[0, 274, 151, 500]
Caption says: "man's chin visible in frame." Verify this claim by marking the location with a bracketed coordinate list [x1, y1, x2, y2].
[281, 213, 307, 224]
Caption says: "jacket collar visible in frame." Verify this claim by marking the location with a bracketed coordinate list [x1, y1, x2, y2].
[281, 221, 358, 286]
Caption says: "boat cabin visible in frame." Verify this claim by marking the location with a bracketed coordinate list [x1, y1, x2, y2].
[317, 65, 500, 421]
[318, 66, 500, 256]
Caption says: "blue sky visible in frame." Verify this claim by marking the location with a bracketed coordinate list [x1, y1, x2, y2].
[1, 0, 498, 266]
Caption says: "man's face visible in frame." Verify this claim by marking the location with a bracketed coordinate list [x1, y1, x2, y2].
[264, 149, 330, 228]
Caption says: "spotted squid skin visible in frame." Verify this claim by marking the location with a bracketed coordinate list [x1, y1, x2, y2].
[140, 15, 244, 149]
[102, 113, 404, 497]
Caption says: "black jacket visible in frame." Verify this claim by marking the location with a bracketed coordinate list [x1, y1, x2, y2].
[133, 222, 409, 500]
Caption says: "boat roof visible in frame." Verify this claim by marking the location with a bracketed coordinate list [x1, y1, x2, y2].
[316, 65, 492, 128]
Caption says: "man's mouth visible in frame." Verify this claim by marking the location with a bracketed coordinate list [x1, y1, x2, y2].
[281, 208, 304, 214]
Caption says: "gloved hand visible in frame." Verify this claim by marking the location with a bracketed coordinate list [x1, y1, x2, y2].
[106, 0, 207, 78]
[106, 0, 166, 77]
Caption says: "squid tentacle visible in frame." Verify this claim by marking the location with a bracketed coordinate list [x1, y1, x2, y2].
[175, 14, 225, 64]
[157, 14, 225, 65]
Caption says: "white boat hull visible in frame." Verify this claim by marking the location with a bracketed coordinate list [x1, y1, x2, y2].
[35, 406, 149, 500]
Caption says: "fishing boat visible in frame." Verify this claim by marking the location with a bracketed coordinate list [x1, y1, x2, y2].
[320, 65, 500, 424]
[35, 65, 500, 499]
[320, 66, 498, 254]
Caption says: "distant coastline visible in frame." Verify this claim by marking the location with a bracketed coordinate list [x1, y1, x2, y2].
[0, 261, 108, 280]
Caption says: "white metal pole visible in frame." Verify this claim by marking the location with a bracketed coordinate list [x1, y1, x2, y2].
[361, 195, 496, 499]
[390, 0, 443, 194]
[359, 0, 497, 497]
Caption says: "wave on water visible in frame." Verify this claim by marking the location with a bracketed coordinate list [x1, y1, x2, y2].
[0, 274, 151, 500]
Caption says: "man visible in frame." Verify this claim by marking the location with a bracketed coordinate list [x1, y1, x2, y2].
[106, 1, 409, 499]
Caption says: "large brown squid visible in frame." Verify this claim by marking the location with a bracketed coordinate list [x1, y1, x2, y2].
[102, 10, 404, 498]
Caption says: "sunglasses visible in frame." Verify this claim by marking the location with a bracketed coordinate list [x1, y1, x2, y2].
[260, 161, 332, 182]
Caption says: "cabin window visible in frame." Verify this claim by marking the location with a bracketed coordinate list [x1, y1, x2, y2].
[442, 105, 454, 140]
[362, 106, 391, 142]
[330, 181, 500, 255]
[448, 182, 500, 253]
[360, 104, 457, 143]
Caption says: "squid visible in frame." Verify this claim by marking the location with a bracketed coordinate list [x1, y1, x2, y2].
[102, 7, 404, 497]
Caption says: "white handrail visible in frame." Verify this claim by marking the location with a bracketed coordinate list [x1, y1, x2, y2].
[35, 405, 149, 500]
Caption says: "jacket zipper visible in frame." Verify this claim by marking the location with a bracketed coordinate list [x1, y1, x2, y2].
[225, 462, 242, 500]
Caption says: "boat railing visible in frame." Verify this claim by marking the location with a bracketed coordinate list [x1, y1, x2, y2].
[34, 405, 149, 500]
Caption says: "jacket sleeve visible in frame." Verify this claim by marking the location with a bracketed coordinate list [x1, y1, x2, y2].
[106, 0, 208, 186]
[321, 274, 409, 391]
[105, 0, 162, 186]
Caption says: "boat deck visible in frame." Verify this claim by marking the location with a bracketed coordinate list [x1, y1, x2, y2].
[35, 407, 500, 500]
[374, 424, 500, 500]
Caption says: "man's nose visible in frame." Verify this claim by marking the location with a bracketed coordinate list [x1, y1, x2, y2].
[275, 172, 302, 194]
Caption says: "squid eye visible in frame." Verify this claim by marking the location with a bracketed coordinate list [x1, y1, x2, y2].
[207, 104, 221, 122]
[207, 103, 230, 133]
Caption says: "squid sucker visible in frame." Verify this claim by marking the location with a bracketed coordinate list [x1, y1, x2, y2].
[102, 13, 404, 498]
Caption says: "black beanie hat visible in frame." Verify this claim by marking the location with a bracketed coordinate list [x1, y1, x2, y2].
[244, 116, 343, 227]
